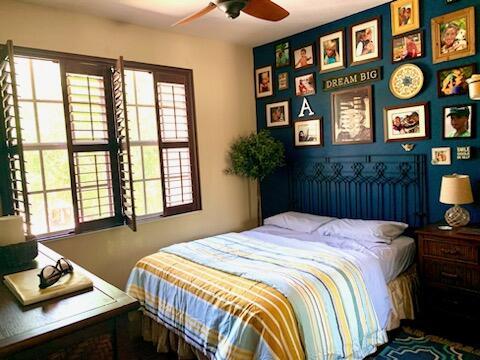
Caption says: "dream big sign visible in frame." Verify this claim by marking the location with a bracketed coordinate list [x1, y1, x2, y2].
[322, 67, 382, 91]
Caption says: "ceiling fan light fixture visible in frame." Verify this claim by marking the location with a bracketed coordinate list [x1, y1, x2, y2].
[216, 0, 249, 19]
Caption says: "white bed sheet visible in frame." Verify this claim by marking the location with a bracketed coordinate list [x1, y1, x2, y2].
[243, 225, 415, 283]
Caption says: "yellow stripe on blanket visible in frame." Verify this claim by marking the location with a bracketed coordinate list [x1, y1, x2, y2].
[133, 252, 305, 360]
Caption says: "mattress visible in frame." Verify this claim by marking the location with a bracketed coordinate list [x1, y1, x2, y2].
[243, 225, 416, 283]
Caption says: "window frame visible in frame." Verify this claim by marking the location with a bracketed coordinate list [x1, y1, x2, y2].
[0, 44, 202, 239]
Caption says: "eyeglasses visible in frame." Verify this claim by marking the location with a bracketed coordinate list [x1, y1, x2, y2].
[38, 258, 74, 289]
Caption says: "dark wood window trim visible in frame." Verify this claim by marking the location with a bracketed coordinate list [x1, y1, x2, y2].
[0, 44, 201, 239]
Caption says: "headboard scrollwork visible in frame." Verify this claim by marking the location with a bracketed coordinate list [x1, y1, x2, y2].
[288, 155, 427, 228]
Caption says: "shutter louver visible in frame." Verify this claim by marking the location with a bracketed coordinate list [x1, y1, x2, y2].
[112, 57, 136, 231]
[0, 40, 32, 237]
[155, 72, 200, 216]
[63, 64, 118, 230]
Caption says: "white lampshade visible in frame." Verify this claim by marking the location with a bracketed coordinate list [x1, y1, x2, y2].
[467, 75, 480, 100]
[439, 174, 474, 205]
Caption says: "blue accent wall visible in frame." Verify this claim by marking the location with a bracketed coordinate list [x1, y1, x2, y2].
[253, 0, 480, 224]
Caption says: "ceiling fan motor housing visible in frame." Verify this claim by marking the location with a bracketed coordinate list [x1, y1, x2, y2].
[216, 0, 249, 19]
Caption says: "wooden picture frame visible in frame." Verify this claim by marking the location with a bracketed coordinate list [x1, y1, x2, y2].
[294, 118, 323, 147]
[266, 100, 290, 128]
[443, 104, 474, 139]
[350, 17, 382, 66]
[437, 63, 476, 97]
[383, 102, 430, 142]
[275, 41, 290, 68]
[293, 43, 315, 70]
[319, 29, 346, 73]
[277, 72, 289, 91]
[390, 0, 420, 36]
[294, 73, 316, 97]
[431, 6, 476, 64]
[392, 30, 424, 63]
[331, 85, 374, 145]
[255, 66, 273, 98]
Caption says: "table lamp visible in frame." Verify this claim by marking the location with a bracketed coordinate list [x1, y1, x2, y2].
[466, 74, 480, 100]
[439, 174, 474, 227]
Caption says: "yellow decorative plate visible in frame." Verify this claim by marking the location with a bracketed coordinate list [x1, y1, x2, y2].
[389, 64, 424, 99]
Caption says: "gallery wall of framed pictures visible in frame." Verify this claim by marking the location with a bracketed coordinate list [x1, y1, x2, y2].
[253, 0, 480, 223]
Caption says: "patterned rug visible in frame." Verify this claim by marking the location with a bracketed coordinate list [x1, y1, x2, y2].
[372, 327, 480, 359]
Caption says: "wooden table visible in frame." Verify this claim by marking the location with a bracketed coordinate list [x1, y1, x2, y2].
[0, 243, 139, 359]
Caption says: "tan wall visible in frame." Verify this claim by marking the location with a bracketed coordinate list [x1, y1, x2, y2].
[0, 0, 257, 288]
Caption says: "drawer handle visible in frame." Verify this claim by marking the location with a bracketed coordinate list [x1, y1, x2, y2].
[440, 248, 460, 256]
[441, 271, 459, 279]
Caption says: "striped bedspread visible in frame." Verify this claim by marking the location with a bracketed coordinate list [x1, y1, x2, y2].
[126, 233, 388, 359]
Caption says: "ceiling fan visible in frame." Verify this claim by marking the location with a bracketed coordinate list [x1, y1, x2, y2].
[172, 0, 289, 26]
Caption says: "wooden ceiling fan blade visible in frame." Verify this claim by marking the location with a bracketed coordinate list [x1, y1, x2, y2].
[242, 0, 289, 21]
[171, 2, 217, 26]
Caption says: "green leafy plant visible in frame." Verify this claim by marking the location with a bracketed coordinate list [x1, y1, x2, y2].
[225, 130, 285, 224]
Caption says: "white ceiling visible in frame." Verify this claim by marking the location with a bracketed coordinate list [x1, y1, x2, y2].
[18, 0, 390, 47]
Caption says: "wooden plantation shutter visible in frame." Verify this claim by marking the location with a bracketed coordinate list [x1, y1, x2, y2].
[0, 40, 32, 236]
[154, 69, 200, 216]
[112, 56, 136, 231]
[61, 60, 122, 232]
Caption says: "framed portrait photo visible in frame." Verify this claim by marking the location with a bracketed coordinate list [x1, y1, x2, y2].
[266, 100, 290, 128]
[275, 41, 290, 68]
[319, 30, 345, 73]
[384, 102, 429, 142]
[437, 63, 476, 97]
[431, 6, 476, 64]
[295, 73, 316, 97]
[255, 66, 273, 98]
[350, 17, 382, 66]
[431, 147, 452, 165]
[277, 72, 289, 91]
[294, 118, 323, 147]
[443, 104, 474, 139]
[392, 30, 424, 63]
[390, 0, 420, 36]
[293, 44, 315, 70]
[331, 85, 373, 145]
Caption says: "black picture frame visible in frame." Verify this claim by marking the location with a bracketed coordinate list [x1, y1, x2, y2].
[391, 29, 425, 63]
[442, 104, 475, 139]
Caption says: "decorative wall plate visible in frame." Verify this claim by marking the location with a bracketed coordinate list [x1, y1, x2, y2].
[389, 64, 424, 99]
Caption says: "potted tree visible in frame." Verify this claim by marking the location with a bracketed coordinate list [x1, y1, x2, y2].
[225, 130, 285, 225]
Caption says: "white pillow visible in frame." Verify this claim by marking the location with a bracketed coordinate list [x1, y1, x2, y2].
[318, 218, 408, 244]
[264, 211, 336, 233]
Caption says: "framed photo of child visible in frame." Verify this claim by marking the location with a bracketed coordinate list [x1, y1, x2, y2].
[383, 102, 429, 142]
[390, 0, 420, 36]
[275, 42, 290, 68]
[294, 73, 316, 97]
[319, 30, 345, 73]
[277, 72, 289, 91]
[443, 105, 474, 139]
[255, 66, 273, 98]
[431, 6, 475, 64]
[350, 17, 382, 66]
[294, 118, 323, 147]
[266, 100, 290, 128]
[392, 30, 424, 63]
[331, 86, 374, 145]
[431, 147, 451, 165]
[293, 44, 315, 70]
[437, 63, 476, 97]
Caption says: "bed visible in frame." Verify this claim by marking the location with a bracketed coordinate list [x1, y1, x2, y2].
[126, 155, 426, 360]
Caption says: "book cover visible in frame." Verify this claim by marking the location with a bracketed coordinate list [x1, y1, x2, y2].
[3, 268, 93, 306]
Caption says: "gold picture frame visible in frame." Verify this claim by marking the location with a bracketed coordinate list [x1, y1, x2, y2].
[390, 0, 420, 36]
[431, 6, 476, 64]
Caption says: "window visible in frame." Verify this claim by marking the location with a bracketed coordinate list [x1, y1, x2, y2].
[0, 41, 201, 238]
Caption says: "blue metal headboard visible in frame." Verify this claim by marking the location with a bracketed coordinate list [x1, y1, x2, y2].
[288, 154, 427, 228]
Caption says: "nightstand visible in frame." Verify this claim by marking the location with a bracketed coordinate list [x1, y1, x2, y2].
[416, 224, 480, 327]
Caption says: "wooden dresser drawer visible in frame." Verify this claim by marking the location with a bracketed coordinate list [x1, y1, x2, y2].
[424, 287, 480, 321]
[422, 236, 478, 264]
[424, 259, 480, 292]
